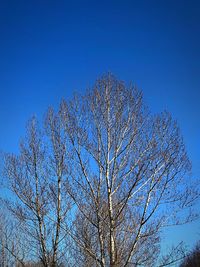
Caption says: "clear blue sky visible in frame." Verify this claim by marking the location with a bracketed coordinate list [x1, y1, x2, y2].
[0, 0, 199, 251]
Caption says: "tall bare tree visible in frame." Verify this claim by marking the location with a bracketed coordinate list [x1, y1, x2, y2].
[3, 74, 198, 267]
[59, 74, 198, 267]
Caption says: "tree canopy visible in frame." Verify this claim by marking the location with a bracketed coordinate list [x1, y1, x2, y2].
[1, 74, 199, 267]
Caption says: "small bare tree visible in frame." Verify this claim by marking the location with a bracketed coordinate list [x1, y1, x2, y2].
[0, 210, 30, 267]
[59, 74, 198, 267]
[4, 110, 71, 266]
[179, 241, 200, 267]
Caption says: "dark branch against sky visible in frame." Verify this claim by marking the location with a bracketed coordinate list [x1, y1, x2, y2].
[0, 0, 199, 250]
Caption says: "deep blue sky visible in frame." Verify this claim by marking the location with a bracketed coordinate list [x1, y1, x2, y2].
[0, 0, 200, 250]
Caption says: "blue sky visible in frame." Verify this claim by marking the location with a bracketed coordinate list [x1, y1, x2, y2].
[0, 0, 200, 250]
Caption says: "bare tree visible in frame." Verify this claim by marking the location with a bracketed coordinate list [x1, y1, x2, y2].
[59, 74, 198, 267]
[0, 210, 29, 267]
[179, 241, 200, 267]
[2, 74, 199, 267]
[4, 111, 71, 266]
